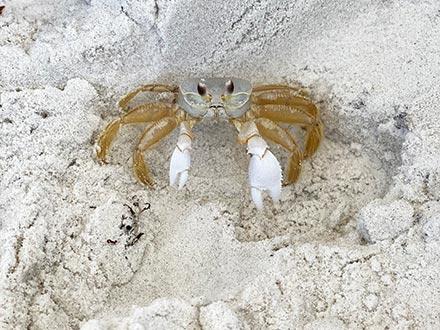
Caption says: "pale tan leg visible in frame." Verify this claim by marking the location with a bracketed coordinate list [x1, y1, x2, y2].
[133, 117, 179, 186]
[252, 92, 318, 118]
[253, 84, 310, 98]
[254, 118, 303, 184]
[119, 84, 178, 110]
[96, 103, 177, 162]
[250, 103, 314, 126]
[96, 118, 121, 163]
[250, 90, 324, 159]
[304, 120, 324, 158]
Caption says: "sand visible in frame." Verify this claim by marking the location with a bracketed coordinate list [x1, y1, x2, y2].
[1, 0, 440, 329]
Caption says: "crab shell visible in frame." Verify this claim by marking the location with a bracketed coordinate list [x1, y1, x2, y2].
[177, 78, 252, 118]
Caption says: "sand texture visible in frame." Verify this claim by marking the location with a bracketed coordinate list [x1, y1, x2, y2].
[1, 0, 440, 329]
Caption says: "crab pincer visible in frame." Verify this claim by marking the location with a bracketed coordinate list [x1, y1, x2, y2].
[247, 136, 282, 210]
[169, 123, 193, 189]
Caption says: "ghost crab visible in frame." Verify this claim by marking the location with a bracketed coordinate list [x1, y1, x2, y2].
[96, 78, 324, 209]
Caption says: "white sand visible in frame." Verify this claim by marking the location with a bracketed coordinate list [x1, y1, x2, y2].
[1, 0, 440, 329]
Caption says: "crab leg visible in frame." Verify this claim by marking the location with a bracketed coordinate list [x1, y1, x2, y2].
[233, 120, 282, 210]
[254, 118, 303, 184]
[169, 121, 196, 189]
[252, 84, 310, 98]
[119, 84, 179, 110]
[303, 121, 324, 158]
[133, 116, 179, 186]
[250, 103, 314, 125]
[250, 103, 324, 159]
[252, 93, 319, 118]
[96, 103, 177, 162]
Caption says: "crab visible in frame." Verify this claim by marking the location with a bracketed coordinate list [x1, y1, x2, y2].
[96, 78, 323, 209]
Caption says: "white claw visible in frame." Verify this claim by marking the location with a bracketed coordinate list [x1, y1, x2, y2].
[177, 168, 189, 190]
[247, 136, 282, 210]
[169, 133, 191, 189]
[251, 187, 264, 210]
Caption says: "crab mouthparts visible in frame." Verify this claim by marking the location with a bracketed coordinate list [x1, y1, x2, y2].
[206, 104, 226, 118]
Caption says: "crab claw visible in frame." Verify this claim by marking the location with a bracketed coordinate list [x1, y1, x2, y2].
[169, 133, 192, 189]
[247, 136, 282, 210]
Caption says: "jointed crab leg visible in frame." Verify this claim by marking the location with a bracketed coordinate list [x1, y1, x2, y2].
[254, 118, 303, 184]
[96, 103, 178, 162]
[303, 121, 324, 158]
[252, 84, 310, 98]
[252, 94, 318, 118]
[250, 101, 324, 159]
[133, 116, 180, 186]
[119, 84, 179, 110]
[250, 104, 314, 126]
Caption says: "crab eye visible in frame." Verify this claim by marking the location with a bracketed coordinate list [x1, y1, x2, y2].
[225, 80, 234, 94]
[197, 82, 207, 96]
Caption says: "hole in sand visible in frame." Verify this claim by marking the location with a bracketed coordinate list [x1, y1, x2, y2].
[106, 102, 396, 244]
[79, 91, 403, 321]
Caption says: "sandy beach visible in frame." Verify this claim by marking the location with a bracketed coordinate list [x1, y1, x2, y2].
[1, 0, 440, 328]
